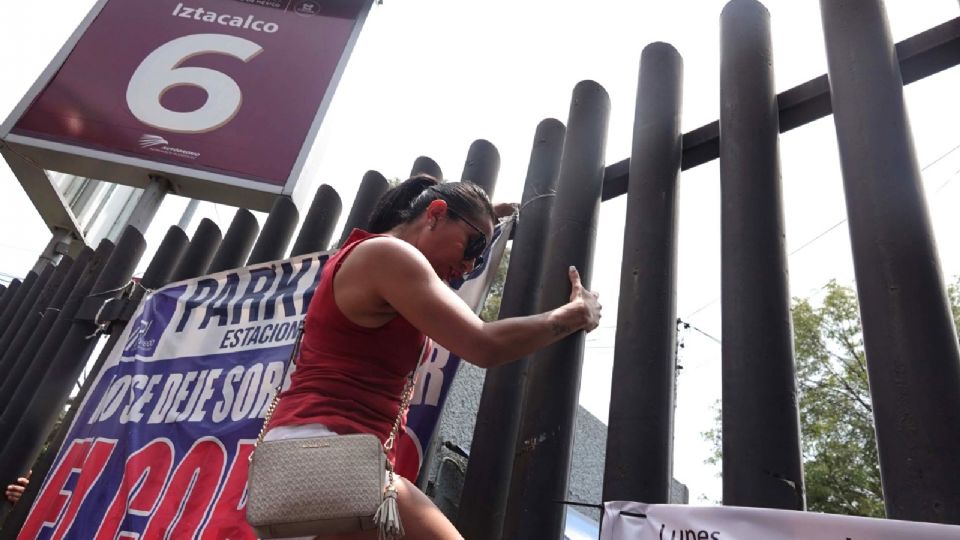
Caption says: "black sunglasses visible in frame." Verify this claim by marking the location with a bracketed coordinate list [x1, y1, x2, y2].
[445, 207, 488, 267]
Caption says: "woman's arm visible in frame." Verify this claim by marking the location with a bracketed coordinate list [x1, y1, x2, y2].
[360, 238, 601, 368]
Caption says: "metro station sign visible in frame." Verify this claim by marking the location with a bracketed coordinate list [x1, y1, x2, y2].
[1, 0, 373, 209]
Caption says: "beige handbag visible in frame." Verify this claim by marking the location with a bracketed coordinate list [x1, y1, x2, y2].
[246, 324, 417, 539]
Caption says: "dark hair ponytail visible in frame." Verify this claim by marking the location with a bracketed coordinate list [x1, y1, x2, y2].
[368, 174, 440, 233]
[367, 174, 496, 234]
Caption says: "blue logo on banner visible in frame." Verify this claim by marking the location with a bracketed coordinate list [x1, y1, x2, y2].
[122, 284, 186, 358]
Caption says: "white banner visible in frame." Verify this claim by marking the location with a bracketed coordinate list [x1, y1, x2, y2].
[601, 501, 960, 540]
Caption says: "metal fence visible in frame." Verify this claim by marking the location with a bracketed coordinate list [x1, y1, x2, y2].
[0, 0, 958, 538]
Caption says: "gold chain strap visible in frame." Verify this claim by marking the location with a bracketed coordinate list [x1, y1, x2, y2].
[382, 340, 427, 489]
[383, 370, 417, 453]
[254, 392, 282, 448]
[253, 320, 306, 453]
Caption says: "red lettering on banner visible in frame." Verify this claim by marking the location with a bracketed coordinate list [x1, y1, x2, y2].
[142, 437, 226, 539]
[199, 440, 257, 540]
[19, 438, 116, 540]
[396, 428, 423, 481]
[94, 438, 174, 540]
[50, 439, 117, 539]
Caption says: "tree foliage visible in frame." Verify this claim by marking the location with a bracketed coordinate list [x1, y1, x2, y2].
[479, 247, 510, 322]
[791, 281, 883, 517]
[704, 278, 960, 517]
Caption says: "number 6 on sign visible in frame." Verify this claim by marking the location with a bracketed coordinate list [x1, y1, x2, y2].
[127, 34, 263, 134]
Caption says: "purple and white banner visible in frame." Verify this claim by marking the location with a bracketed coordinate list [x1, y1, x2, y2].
[20, 252, 325, 540]
[20, 219, 511, 539]
[600, 501, 960, 540]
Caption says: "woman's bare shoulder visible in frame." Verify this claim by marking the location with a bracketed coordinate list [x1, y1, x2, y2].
[351, 235, 420, 258]
[345, 236, 433, 276]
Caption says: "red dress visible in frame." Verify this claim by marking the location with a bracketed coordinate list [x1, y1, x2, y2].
[267, 229, 429, 473]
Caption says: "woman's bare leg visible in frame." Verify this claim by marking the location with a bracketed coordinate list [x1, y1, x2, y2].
[323, 476, 462, 540]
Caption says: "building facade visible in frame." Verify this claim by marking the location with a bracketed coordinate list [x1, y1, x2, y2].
[420, 361, 689, 535]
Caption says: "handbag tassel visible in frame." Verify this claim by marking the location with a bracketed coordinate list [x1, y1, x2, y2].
[374, 486, 404, 540]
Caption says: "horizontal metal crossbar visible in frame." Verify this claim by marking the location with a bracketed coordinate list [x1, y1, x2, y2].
[601, 15, 960, 201]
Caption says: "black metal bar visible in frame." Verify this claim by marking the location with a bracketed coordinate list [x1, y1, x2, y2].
[291, 185, 342, 256]
[821, 0, 960, 524]
[336, 170, 389, 247]
[557, 500, 604, 511]
[458, 118, 565, 540]
[0, 280, 21, 322]
[141, 226, 190, 290]
[0, 242, 112, 455]
[209, 209, 260, 273]
[0, 227, 145, 490]
[602, 42, 684, 505]
[720, 0, 803, 511]
[0, 265, 53, 357]
[0, 249, 92, 416]
[503, 81, 610, 540]
[247, 197, 299, 265]
[619, 510, 648, 519]
[0, 271, 37, 335]
[461, 139, 501, 198]
[411, 156, 443, 180]
[0, 259, 73, 384]
[0, 225, 188, 534]
[601, 15, 960, 201]
[169, 218, 222, 282]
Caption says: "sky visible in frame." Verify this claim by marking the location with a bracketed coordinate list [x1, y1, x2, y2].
[2, 0, 960, 505]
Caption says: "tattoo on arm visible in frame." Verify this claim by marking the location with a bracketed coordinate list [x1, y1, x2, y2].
[551, 321, 570, 337]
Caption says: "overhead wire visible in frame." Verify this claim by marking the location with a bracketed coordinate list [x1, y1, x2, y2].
[592, 143, 960, 357]
[683, 140, 960, 320]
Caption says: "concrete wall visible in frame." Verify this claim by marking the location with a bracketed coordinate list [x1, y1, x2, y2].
[420, 361, 688, 525]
